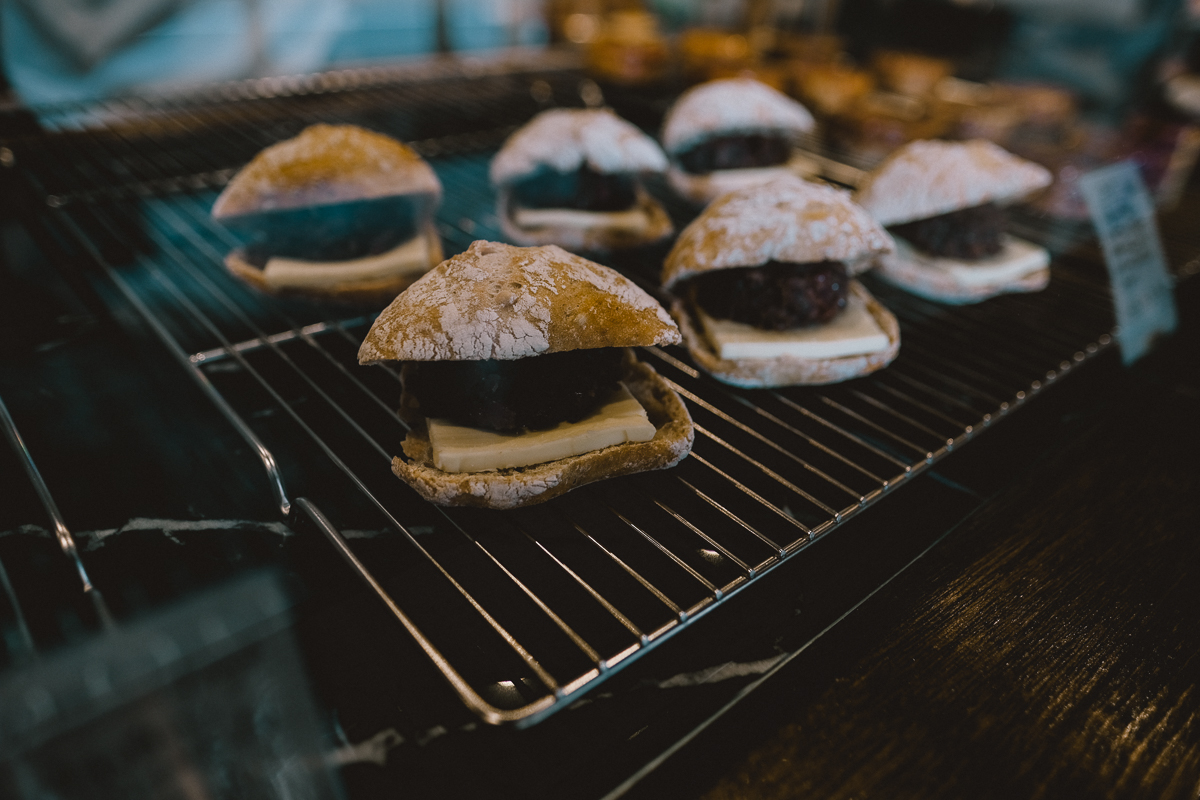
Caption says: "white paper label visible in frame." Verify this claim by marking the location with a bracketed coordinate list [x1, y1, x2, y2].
[1079, 161, 1178, 365]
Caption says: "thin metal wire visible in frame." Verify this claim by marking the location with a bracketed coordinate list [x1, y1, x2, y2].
[0, 394, 114, 628]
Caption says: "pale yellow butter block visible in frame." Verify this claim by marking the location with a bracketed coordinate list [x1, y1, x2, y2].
[512, 206, 651, 234]
[428, 383, 656, 473]
[697, 291, 890, 361]
[891, 234, 1049, 288]
[263, 234, 429, 290]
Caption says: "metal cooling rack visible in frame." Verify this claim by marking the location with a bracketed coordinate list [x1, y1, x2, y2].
[4, 60, 1182, 726]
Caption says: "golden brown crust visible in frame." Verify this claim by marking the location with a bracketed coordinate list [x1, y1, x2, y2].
[212, 124, 441, 218]
[358, 240, 680, 363]
[662, 176, 893, 290]
[223, 224, 443, 306]
[391, 358, 694, 509]
[497, 188, 674, 252]
[670, 280, 901, 387]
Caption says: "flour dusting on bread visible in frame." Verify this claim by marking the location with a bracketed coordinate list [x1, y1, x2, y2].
[854, 139, 1052, 226]
[359, 241, 679, 363]
[661, 78, 816, 155]
[490, 109, 668, 185]
[663, 176, 893, 288]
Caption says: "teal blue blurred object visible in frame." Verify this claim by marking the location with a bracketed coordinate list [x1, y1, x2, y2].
[2, 0, 549, 106]
[0, 570, 344, 800]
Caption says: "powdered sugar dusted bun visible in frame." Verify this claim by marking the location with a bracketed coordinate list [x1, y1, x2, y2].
[212, 124, 441, 217]
[662, 176, 893, 289]
[854, 139, 1052, 226]
[490, 108, 668, 186]
[669, 281, 900, 387]
[359, 240, 680, 363]
[661, 78, 816, 156]
[393, 358, 694, 509]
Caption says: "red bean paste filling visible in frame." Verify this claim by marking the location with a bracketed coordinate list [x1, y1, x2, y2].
[404, 348, 628, 433]
[676, 134, 791, 175]
[691, 261, 849, 331]
[510, 165, 638, 213]
[890, 202, 1006, 260]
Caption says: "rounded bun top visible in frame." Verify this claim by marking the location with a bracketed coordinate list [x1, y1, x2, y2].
[490, 108, 668, 185]
[663, 176, 893, 289]
[661, 78, 815, 156]
[853, 139, 1052, 226]
[212, 124, 441, 218]
[359, 240, 680, 363]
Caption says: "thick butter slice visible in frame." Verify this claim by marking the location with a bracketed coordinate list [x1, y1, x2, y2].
[698, 291, 889, 360]
[262, 234, 429, 290]
[891, 234, 1049, 287]
[428, 383, 656, 473]
[513, 205, 650, 233]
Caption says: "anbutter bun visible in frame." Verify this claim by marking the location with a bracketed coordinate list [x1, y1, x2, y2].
[490, 108, 668, 185]
[853, 139, 1051, 226]
[214, 124, 441, 216]
[663, 176, 899, 388]
[662, 78, 818, 205]
[663, 176, 894, 289]
[213, 124, 443, 303]
[360, 240, 679, 363]
[661, 78, 816, 156]
[359, 241, 693, 509]
[491, 109, 673, 250]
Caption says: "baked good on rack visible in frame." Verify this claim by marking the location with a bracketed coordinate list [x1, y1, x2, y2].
[663, 175, 899, 387]
[660, 78, 818, 205]
[490, 108, 673, 252]
[854, 139, 1053, 303]
[358, 241, 693, 509]
[212, 124, 443, 304]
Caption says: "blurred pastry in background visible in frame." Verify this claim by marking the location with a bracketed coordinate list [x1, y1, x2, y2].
[830, 89, 956, 165]
[855, 139, 1053, 303]
[793, 63, 875, 116]
[587, 11, 670, 85]
[679, 28, 753, 81]
[490, 108, 673, 252]
[212, 124, 442, 305]
[661, 77, 818, 204]
[873, 50, 953, 98]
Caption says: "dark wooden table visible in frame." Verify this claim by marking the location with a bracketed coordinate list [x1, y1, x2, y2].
[621, 277, 1200, 800]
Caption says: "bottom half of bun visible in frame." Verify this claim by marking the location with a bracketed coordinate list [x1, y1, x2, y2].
[670, 280, 901, 388]
[875, 236, 1050, 305]
[666, 156, 820, 205]
[392, 358, 694, 509]
[224, 223, 443, 305]
[498, 189, 674, 252]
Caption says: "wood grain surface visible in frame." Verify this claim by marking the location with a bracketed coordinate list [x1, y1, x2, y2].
[692, 290, 1200, 800]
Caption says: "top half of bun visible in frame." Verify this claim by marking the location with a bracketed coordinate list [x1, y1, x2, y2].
[660, 78, 816, 157]
[212, 124, 442, 219]
[662, 176, 893, 289]
[853, 139, 1053, 226]
[359, 240, 680, 364]
[489, 108, 668, 186]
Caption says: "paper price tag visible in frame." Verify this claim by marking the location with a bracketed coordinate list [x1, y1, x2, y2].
[1079, 161, 1178, 365]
